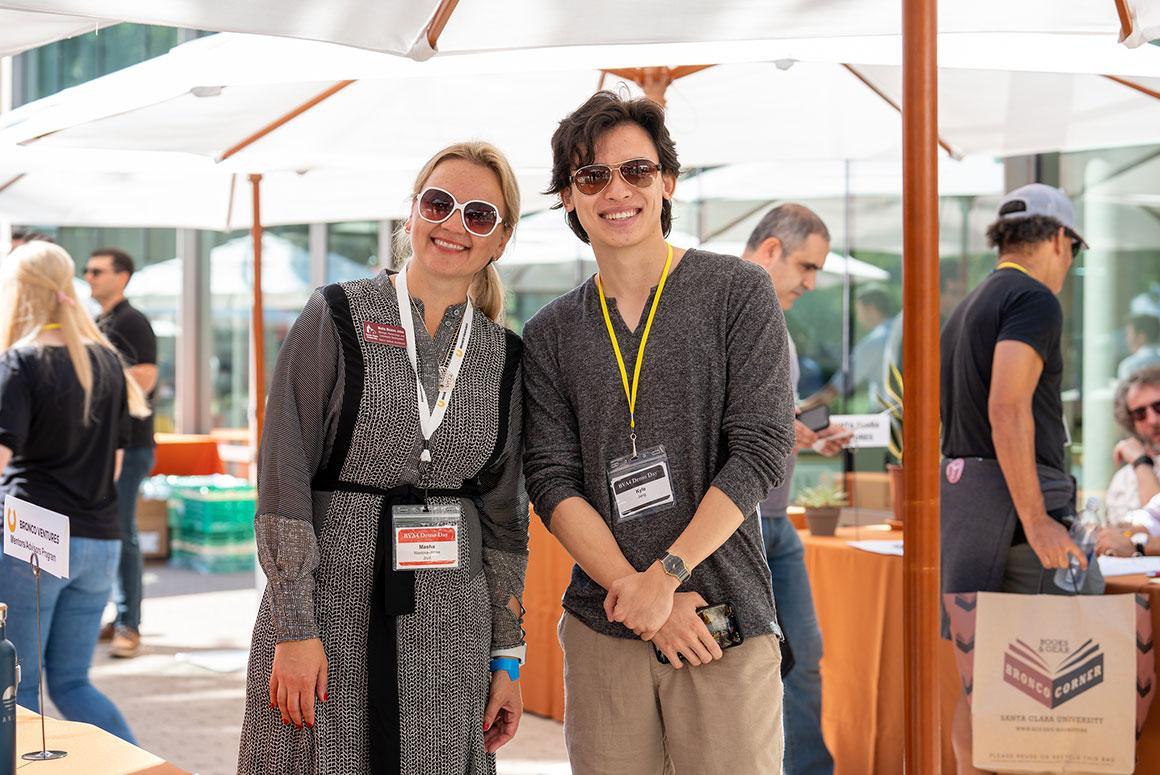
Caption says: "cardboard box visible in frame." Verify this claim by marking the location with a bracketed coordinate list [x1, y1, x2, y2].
[136, 496, 170, 560]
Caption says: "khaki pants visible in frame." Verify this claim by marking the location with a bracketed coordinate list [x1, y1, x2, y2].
[558, 612, 784, 775]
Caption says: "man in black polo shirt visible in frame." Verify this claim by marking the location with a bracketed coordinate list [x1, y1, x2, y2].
[940, 185, 1104, 774]
[87, 248, 158, 659]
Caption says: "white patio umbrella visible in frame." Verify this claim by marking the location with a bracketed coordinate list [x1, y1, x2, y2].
[0, 10, 113, 57]
[0, 0, 1137, 59]
[1119, 0, 1160, 47]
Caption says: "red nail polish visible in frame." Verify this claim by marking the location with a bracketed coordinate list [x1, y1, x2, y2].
[483, 722, 490, 731]
[306, 721, 314, 729]
[323, 693, 329, 702]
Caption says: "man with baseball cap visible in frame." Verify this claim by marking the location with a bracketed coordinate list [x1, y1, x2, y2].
[940, 183, 1101, 774]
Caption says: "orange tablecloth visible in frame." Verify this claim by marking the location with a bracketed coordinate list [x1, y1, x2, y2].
[149, 433, 225, 476]
[801, 528, 1160, 774]
[521, 514, 571, 721]
[16, 706, 186, 774]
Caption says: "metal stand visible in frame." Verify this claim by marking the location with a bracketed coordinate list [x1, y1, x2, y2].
[21, 554, 66, 762]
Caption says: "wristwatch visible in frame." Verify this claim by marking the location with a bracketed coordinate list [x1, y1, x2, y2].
[1131, 533, 1149, 557]
[1131, 453, 1155, 470]
[660, 552, 691, 584]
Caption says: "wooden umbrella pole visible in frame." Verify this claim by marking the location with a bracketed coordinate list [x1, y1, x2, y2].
[901, 0, 942, 772]
[1115, 0, 1135, 42]
[249, 173, 266, 466]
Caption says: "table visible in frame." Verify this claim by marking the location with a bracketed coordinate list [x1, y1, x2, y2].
[521, 514, 570, 721]
[150, 433, 225, 477]
[801, 527, 1160, 774]
[15, 706, 186, 774]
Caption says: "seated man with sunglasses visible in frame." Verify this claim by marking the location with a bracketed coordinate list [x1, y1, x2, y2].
[521, 91, 795, 774]
[940, 184, 1104, 775]
[1095, 365, 1160, 556]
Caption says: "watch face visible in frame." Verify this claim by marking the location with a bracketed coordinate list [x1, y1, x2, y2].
[663, 554, 686, 577]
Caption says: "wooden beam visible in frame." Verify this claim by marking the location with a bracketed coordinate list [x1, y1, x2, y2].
[426, 0, 461, 50]
[249, 173, 266, 461]
[217, 80, 356, 163]
[0, 173, 26, 195]
[902, 0, 943, 771]
[843, 64, 961, 159]
[1115, 0, 1135, 42]
[599, 65, 714, 107]
[1103, 73, 1160, 102]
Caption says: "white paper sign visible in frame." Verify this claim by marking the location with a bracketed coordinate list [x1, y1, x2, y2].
[4, 495, 70, 578]
[829, 412, 892, 448]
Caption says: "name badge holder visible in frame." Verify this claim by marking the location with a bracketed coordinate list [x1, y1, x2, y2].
[608, 445, 676, 523]
[392, 504, 462, 571]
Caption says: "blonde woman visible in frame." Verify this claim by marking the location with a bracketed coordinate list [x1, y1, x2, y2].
[0, 241, 149, 742]
[238, 142, 529, 774]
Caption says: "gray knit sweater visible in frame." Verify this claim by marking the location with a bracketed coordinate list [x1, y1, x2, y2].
[522, 248, 795, 639]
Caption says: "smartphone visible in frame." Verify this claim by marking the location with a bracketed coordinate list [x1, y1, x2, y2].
[655, 602, 745, 664]
[797, 404, 830, 433]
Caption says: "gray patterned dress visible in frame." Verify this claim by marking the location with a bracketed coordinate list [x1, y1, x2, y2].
[237, 271, 528, 774]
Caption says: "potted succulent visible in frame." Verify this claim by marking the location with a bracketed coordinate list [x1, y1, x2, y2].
[796, 479, 848, 537]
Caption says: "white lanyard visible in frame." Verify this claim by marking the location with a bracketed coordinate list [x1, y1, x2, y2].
[394, 265, 473, 463]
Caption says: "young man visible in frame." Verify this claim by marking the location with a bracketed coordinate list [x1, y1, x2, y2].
[741, 204, 849, 775]
[522, 92, 795, 774]
[940, 184, 1102, 774]
[87, 248, 158, 659]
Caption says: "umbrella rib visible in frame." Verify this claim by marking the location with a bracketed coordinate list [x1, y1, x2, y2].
[0, 173, 26, 195]
[842, 64, 961, 160]
[426, 0, 461, 50]
[1114, 0, 1135, 42]
[1102, 73, 1160, 102]
[217, 80, 356, 163]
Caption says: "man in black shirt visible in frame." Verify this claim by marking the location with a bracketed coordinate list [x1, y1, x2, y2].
[940, 185, 1103, 774]
[88, 248, 158, 659]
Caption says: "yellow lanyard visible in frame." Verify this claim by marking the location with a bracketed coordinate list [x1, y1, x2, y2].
[42, 323, 61, 331]
[596, 243, 674, 458]
[996, 261, 1031, 277]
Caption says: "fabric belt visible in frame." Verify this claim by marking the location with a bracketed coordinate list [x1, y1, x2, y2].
[312, 478, 481, 772]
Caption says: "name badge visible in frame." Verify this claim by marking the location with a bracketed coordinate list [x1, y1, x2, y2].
[364, 321, 407, 348]
[392, 504, 461, 570]
[608, 445, 676, 523]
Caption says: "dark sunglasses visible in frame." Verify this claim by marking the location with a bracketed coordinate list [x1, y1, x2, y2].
[83, 267, 107, 277]
[570, 158, 662, 196]
[1128, 400, 1160, 423]
[1064, 228, 1084, 257]
[416, 186, 502, 238]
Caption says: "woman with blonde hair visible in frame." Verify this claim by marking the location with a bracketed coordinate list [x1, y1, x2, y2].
[0, 240, 149, 742]
[238, 141, 529, 774]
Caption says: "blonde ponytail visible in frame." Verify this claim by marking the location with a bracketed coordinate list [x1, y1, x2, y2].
[0, 241, 151, 424]
[470, 262, 506, 323]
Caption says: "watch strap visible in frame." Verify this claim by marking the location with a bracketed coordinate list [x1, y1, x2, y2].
[1132, 454, 1155, 470]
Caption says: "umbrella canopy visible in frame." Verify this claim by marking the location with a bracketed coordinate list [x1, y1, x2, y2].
[4, 32, 1160, 179]
[679, 156, 1004, 202]
[0, 146, 553, 229]
[1121, 0, 1160, 47]
[0, 10, 111, 57]
[0, 1, 1136, 59]
[125, 232, 369, 306]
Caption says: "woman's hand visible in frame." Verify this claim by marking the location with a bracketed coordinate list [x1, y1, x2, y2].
[483, 670, 523, 753]
[270, 638, 328, 729]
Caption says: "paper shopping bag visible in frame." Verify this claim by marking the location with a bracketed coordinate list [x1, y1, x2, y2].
[944, 591, 1155, 774]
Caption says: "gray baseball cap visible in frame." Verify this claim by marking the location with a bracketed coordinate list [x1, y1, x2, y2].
[996, 183, 1089, 250]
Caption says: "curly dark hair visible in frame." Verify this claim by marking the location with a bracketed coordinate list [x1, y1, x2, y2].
[546, 91, 680, 244]
[1114, 364, 1160, 438]
[984, 214, 1064, 255]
